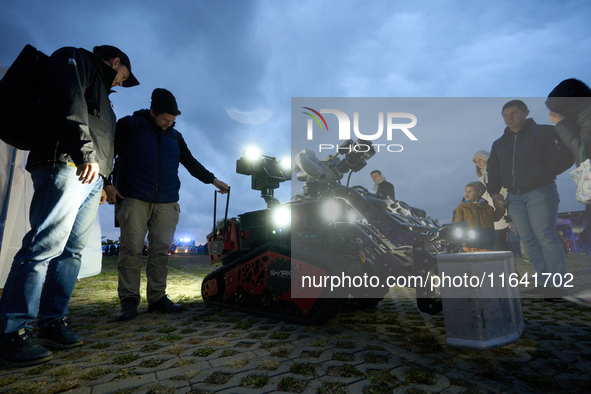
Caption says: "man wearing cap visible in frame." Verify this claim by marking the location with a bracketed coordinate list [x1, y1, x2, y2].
[104, 88, 229, 322]
[0, 45, 139, 367]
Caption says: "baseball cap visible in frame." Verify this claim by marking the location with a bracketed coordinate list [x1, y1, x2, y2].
[93, 45, 139, 87]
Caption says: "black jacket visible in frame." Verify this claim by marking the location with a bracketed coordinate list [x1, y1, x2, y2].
[27, 47, 117, 178]
[546, 78, 591, 166]
[110, 110, 215, 203]
[487, 118, 573, 195]
[377, 180, 395, 200]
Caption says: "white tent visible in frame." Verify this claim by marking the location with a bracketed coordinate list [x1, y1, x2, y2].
[0, 68, 102, 288]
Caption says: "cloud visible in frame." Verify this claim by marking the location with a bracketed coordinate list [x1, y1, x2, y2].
[225, 107, 274, 124]
[3, 0, 591, 243]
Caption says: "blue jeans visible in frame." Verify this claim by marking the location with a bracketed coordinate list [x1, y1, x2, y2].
[0, 163, 103, 334]
[506, 183, 566, 280]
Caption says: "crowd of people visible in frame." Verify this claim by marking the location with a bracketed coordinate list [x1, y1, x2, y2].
[0, 41, 589, 368]
[451, 91, 591, 306]
[370, 90, 591, 308]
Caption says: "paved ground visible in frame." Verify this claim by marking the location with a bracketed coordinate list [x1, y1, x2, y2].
[0, 254, 590, 394]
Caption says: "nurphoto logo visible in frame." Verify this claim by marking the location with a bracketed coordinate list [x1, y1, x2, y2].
[302, 107, 418, 153]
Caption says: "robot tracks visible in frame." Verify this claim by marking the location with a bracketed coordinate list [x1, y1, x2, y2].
[201, 243, 343, 325]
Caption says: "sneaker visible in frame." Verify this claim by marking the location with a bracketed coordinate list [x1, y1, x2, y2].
[563, 290, 591, 307]
[148, 296, 186, 314]
[36, 318, 83, 349]
[0, 328, 53, 368]
[115, 297, 139, 322]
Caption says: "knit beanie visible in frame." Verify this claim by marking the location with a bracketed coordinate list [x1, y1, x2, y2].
[151, 88, 181, 115]
[467, 181, 486, 198]
[546, 78, 591, 116]
[472, 150, 489, 163]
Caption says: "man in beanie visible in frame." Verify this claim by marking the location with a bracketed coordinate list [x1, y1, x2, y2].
[105, 88, 229, 322]
[0, 45, 139, 367]
[452, 181, 505, 252]
[487, 100, 573, 299]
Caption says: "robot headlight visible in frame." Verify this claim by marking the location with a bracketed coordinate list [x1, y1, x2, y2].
[273, 206, 291, 227]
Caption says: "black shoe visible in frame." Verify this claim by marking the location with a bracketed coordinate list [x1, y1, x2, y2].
[148, 296, 187, 314]
[0, 328, 53, 368]
[115, 297, 139, 322]
[36, 318, 83, 349]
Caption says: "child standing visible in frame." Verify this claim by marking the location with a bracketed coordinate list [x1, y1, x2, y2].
[452, 181, 506, 252]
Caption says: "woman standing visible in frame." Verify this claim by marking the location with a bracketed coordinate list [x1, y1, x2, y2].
[546, 78, 591, 306]
[472, 150, 511, 251]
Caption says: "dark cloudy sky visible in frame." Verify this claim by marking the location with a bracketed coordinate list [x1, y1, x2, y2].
[2, 0, 591, 243]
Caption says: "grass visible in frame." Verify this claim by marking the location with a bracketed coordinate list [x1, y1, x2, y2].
[204, 338, 228, 347]
[277, 376, 308, 393]
[48, 365, 78, 377]
[301, 350, 323, 358]
[335, 340, 356, 349]
[172, 358, 197, 367]
[204, 371, 233, 385]
[0, 376, 19, 386]
[367, 369, 396, 385]
[404, 368, 436, 385]
[91, 341, 112, 349]
[163, 345, 186, 356]
[332, 352, 355, 362]
[141, 343, 163, 352]
[233, 319, 253, 329]
[290, 362, 318, 375]
[270, 345, 291, 357]
[327, 364, 364, 378]
[146, 385, 176, 394]
[364, 353, 389, 364]
[22, 364, 54, 375]
[45, 380, 80, 394]
[270, 331, 290, 339]
[157, 325, 177, 333]
[170, 369, 200, 381]
[139, 358, 166, 368]
[364, 344, 386, 351]
[241, 373, 270, 388]
[220, 349, 240, 357]
[116, 342, 138, 351]
[260, 340, 281, 349]
[79, 366, 113, 381]
[257, 359, 281, 370]
[309, 338, 326, 347]
[111, 353, 139, 365]
[320, 381, 348, 394]
[9, 381, 48, 393]
[161, 334, 183, 342]
[227, 356, 250, 368]
[59, 350, 91, 360]
[194, 347, 217, 357]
